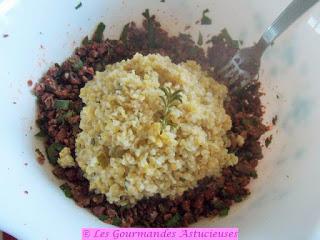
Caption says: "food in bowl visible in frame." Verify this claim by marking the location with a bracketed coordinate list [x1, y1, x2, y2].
[34, 10, 268, 226]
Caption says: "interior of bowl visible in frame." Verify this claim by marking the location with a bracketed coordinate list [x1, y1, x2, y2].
[1, 0, 320, 239]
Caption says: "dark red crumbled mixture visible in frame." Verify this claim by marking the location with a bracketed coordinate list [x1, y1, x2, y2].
[35, 148, 45, 165]
[34, 13, 267, 227]
[27, 80, 33, 86]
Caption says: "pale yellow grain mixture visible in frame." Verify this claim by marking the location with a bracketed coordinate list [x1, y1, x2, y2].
[58, 53, 238, 206]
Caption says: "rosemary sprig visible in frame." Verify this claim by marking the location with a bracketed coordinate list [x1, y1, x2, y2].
[159, 87, 183, 131]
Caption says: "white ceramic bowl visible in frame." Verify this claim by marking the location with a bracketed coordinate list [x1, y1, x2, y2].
[1, 0, 320, 239]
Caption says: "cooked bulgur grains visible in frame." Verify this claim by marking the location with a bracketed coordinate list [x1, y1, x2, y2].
[60, 53, 237, 206]
[34, 10, 268, 227]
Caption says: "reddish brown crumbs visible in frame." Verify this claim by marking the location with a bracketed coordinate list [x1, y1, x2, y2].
[3, 34, 9, 38]
[34, 11, 268, 227]
[27, 80, 33, 86]
[35, 149, 45, 165]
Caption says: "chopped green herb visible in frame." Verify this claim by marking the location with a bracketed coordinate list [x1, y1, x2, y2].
[112, 216, 122, 226]
[201, 9, 212, 25]
[120, 23, 130, 44]
[120, 205, 130, 211]
[60, 183, 72, 198]
[265, 135, 273, 148]
[142, 9, 156, 48]
[250, 171, 258, 179]
[272, 115, 278, 125]
[82, 36, 90, 45]
[165, 213, 181, 227]
[98, 214, 108, 221]
[70, 58, 83, 71]
[234, 195, 243, 202]
[75, 2, 82, 10]
[57, 110, 75, 124]
[197, 32, 203, 46]
[92, 22, 106, 42]
[179, 33, 192, 40]
[241, 117, 259, 127]
[54, 100, 70, 110]
[189, 46, 199, 57]
[221, 189, 228, 197]
[212, 200, 225, 210]
[159, 87, 183, 131]
[35, 129, 47, 137]
[218, 208, 229, 217]
[220, 28, 240, 49]
[46, 142, 64, 165]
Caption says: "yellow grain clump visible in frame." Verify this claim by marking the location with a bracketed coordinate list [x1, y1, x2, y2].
[59, 53, 238, 206]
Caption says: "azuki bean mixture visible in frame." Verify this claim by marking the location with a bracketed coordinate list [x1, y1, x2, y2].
[34, 11, 267, 227]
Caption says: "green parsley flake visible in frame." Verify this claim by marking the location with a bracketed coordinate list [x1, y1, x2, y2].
[112, 216, 122, 226]
[165, 213, 181, 227]
[54, 100, 71, 110]
[142, 9, 156, 48]
[92, 22, 106, 42]
[201, 9, 212, 25]
[75, 2, 82, 10]
[46, 142, 64, 165]
[120, 23, 130, 44]
[197, 32, 203, 46]
[60, 183, 72, 198]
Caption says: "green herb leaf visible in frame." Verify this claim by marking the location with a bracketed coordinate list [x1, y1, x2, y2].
[142, 9, 156, 48]
[179, 33, 192, 41]
[92, 22, 106, 42]
[265, 135, 273, 148]
[46, 142, 64, 165]
[218, 208, 229, 217]
[57, 110, 75, 124]
[82, 36, 90, 45]
[120, 205, 130, 211]
[165, 213, 181, 227]
[120, 23, 130, 44]
[241, 117, 259, 127]
[250, 171, 258, 179]
[201, 9, 212, 25]
[189, 47, 199, 57]
[59, 183, 72, 198]
[220, 28, 240, 49]
[75, 2, 82, 10]
[112, 216, 122, 226]
[54, 100, 71, 110]
[70, 58, 83, 71]
[234, 195, 243, 202]
[197, 32, 203, 46]
[159, 87, 183, 131]
[161, 0, 165, 2]
[98, 214, 108, 221]
[35, 129, 47, 137]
